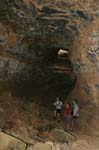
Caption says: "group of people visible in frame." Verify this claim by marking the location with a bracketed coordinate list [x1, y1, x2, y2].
[53, 97, 79, 132]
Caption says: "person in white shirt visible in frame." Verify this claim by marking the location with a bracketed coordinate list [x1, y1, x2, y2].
[53, 97, 63, 122]
[71, 99, 79, 130]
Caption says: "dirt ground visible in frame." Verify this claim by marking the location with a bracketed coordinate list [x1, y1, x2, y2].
[0, 90, 99, 149]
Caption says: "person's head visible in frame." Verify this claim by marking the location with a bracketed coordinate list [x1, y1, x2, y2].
[56, 97, 60, 101]
[66, 103, 70, 108]
[73, 99, 78, 105]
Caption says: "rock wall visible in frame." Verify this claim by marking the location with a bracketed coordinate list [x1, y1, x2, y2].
[0, 0, 76, 100]
[70, 21, 99, 104]
[0, 0, 99, 103]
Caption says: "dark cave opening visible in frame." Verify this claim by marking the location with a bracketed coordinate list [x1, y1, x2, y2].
[10, 46, 76, 106]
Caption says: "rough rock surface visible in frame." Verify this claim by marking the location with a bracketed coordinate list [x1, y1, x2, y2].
[69, 22, 99, 104]
[51, 129, 76, 143]
[33, 142, 52, 150]
[0, 131, 26, 150]
[0, 0, 76, 100]
[0, 0, 98, 103]
[0, 96, 99, 149]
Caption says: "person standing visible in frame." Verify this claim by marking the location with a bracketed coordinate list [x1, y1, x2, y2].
[53, 97, 63, 122]
[64, 103, 72, 131]
[71, 99, 79, 131]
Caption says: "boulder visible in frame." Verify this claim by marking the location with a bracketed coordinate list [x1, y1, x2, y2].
[51, 129, 76, 143]
[33, 142, 52, 150]
[0, 131, 26, 150]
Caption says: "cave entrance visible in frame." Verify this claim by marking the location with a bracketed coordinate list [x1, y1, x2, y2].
[11, 46, 75, 106]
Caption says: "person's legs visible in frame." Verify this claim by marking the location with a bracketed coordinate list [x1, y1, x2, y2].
[54, 110, 57, 117]
[56, 109, 61, 122]
[57, 112, 61, 122]
[54, 110, 57, 119]
[71, 118, 75, 130]
[71, 116, 77, 130]
[66, 123, 70, 131]
[65, 115, 71, 131]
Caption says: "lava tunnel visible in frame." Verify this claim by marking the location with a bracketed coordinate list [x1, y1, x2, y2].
[0, 0, 99, 105]
[11, 44, 76, 105]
